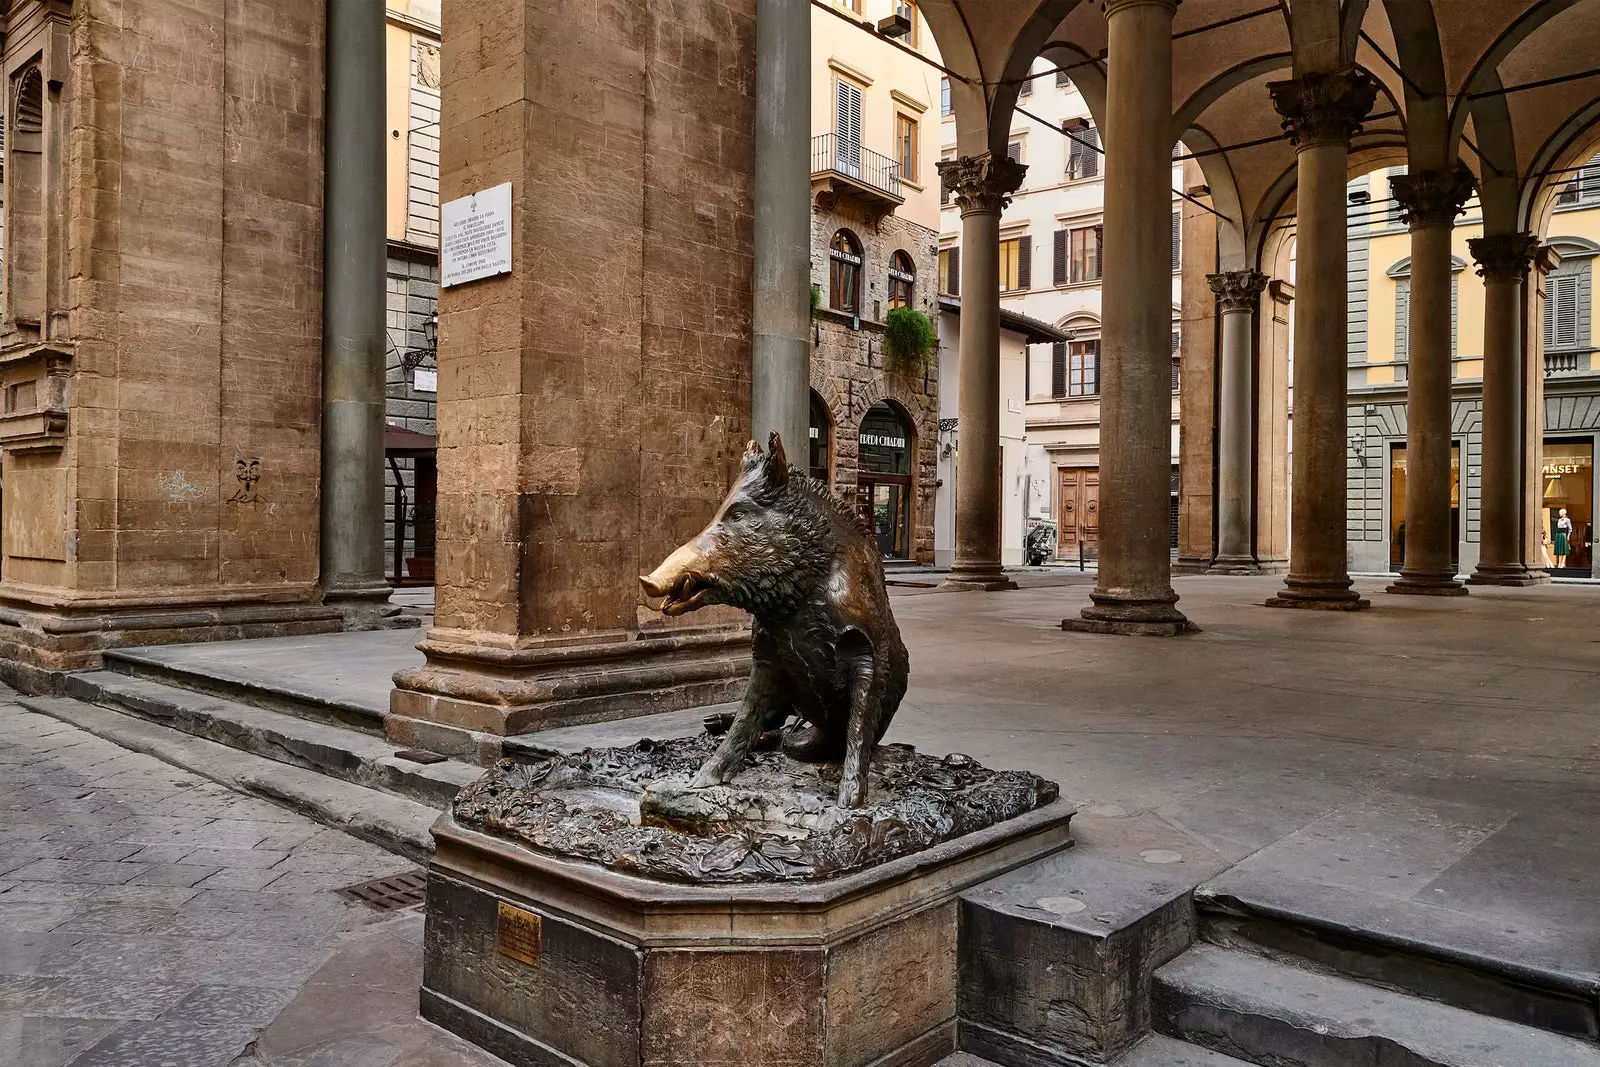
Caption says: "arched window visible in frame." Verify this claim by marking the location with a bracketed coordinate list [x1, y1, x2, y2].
[887, 251, 915, 310]
[7, 68, 45, 328]
[808, 391, 833, 486]
[829, 230, 862, 314]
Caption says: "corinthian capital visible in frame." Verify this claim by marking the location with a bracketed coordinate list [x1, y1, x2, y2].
[1207, 269, 1269, 313]
[1390, 166, 1475, 228]
[1267, 69, 1379, 147]
[1468, 232, 1540, 283]
[936, 153, 1026, 217]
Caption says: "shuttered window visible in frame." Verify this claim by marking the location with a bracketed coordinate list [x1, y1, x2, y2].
[1171, 211, 1181, 272]
[1546, 273, 1581, 349]
[1171, 331, 1181, 392]
[939, 246, 960, 297]
[1066, 126, 1100, 180]
[999, 236, 1030, 292]
[835, 80, 863, 176]
[1056, 69, 1072, 89]
[1007, 140, 1023, 164]
[1053, 229, 1068, 286]
[1069, 225, 1101, 283]
[1051, 342, 1067, 397]
[940, 77, 951, 116]
[1394, 279, 1410, 363]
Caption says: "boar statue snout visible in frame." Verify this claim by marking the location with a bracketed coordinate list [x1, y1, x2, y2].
[640, 543, 715, 617]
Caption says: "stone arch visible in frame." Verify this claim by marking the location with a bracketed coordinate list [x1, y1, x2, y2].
[1037, 41, 1106, 133]
[1520, 115, 1600, 236]
[1380, 0, 1451, 170]
[808, 387, 837, 486]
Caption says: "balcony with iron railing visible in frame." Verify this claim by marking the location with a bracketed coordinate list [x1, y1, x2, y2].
[811, 132, 904, 224]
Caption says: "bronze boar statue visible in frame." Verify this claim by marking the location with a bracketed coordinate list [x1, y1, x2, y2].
[639, 432, 909, 808]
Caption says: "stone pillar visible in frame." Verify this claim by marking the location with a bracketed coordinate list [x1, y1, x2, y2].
[1387, 166, 1475, 597]
[321, 0, 399, 624]
[1522, 245, 1559, 581]
[1467, 233, 1542, 585]
[1208, 270, 1268, 573]
[1064, 0, 1193, 635]
[750, 0, 810, 453]
[389, 0, 756, 761]
[937, 153, 1025, 591]
[1264, 70, 1378, 611]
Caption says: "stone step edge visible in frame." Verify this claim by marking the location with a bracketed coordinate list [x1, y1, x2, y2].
[18, 694, 440, 865]
[102, 647, 389, 732]
[937, 1032, 1253, 1067]
[63, 671, 482, 809]
[1195, 885, 1600, 1016]
[1154, 944, 1600, 1067]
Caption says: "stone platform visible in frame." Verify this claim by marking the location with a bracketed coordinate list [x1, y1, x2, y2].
[421, 799, 1075, 1067]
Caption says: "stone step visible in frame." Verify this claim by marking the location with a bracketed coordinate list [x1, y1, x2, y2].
[933, 1034, 1251, 1066]
[1153, 944, 1600, 1067]
[60, 670, 481, 809]
[17, 695, 439, 863]
[1196, 879, 1600, 1039]
[102, 642, 391, 733]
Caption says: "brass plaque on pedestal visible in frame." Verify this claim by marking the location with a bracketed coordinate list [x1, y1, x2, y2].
[496, 901, 542, 966]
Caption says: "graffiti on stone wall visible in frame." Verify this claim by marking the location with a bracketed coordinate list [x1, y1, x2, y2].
[156, 470, 206, 503]
[227, 459, 265, 505]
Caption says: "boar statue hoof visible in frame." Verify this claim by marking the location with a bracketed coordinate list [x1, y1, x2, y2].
[782, 723, 844, 764]
[689, 766, 730, 790]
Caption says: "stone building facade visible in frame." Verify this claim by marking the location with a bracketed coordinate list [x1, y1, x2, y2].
[809, 205, 941, 563]
[0, 0, 337, 687]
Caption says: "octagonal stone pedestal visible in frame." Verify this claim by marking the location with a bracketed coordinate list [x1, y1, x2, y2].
[420, 803, 1075, 1067]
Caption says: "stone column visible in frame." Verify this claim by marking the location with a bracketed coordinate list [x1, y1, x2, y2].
[937, 152, 1025, 591]
[1064, 0, 1192, 635]
[1387, 166, 1475, 597]
[1208, 270, 1268, 573]
[1467, 232, 1541, 585]
[1264, 70, 1378, 610]
[750, 0, 810, 453]
[321, 0, 398, 623]
[389, 0, 757, 760]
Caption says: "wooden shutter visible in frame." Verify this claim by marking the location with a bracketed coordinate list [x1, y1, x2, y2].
[1056, 70, 1072, 89]
[947, 246, 960, 297]
[1017, 234, 1032, 290]
[1093, 225, 1103, 279]
[1019, 75, 1031, 97]
[836, 80, 862, 173]
[1552, 274, 1580, 347]
[1052, 342, 1066, 397]
[1082, 128, 1099, 178]
[1171, 331, 1181, 392]
[1053, 229, 1068, 286]
[1007, 140, 1022, 163]
[1171, 212, 1181, 272]
[1395, 279, 1410, 362]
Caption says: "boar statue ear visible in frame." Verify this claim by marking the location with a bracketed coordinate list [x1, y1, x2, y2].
[764, 431, 790, 488]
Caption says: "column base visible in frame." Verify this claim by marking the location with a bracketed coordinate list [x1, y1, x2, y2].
[1207, 555, 1262, 576]
[1465, 563, 1547, 587]
[1264, 577, 1370, 611]
[1172, 555, 1212, 576]
[1386, 573, 1469, 597]
[322, 578, 410, 630]
[388, 623, 753, 763]
[0, 586, 345, 694]
[1062, 591, 1198, 637]
[939, 563, 1017, 592]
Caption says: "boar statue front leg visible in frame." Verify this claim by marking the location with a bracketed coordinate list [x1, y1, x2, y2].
[691, 666, 781, 789]
[836, 636, 879, 809]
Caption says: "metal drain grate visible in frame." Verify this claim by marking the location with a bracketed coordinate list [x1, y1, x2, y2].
[335, 870, 428, 912]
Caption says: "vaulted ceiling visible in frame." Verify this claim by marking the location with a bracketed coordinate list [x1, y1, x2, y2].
[920, 0, 1600, 268]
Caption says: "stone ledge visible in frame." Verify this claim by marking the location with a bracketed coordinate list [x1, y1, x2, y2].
[1061, 617, 1201, 637]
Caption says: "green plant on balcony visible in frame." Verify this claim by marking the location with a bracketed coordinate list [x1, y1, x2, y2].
[882, 306, 936, 374]
[810, 283, 821, 322]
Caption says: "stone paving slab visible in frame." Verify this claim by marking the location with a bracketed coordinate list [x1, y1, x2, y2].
[0, 703, 422, 1067]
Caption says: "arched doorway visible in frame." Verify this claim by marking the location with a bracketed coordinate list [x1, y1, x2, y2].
[808, 390, 833, 486]
[857, 402, 913, 559]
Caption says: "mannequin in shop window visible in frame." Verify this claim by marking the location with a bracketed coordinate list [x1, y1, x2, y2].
[1554, 508, 1574, 568]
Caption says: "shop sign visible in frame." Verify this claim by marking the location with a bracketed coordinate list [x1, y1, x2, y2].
[1542, 462, 1586, 475]
[441, 183, 513, 288]
[859, 433, 907, 449]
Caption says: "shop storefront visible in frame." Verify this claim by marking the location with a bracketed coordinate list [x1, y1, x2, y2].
[858, 403, 913, 559]
[1388, 442, 1461, 570]
[1541, 438, 1593, 575]
[808, 391, 833, 486]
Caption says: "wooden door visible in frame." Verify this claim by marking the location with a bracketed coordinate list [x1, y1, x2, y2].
[1056, 467, 1100, 558]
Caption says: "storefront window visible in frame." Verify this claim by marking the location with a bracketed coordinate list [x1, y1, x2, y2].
[808, 392, 832, 486]
[1541, 439, 1593, 573]
[857, 403, 913, 558]
[1389, 442, 1461, 568]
